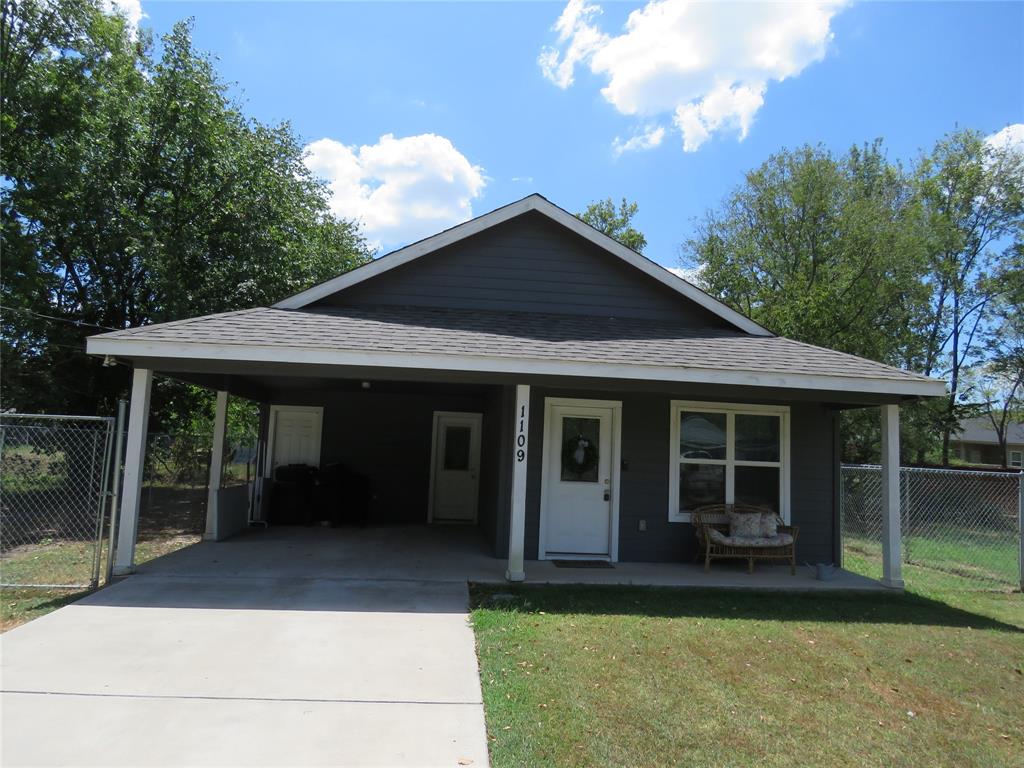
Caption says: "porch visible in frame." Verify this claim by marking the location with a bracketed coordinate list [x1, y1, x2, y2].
[135, 525, 887, 591]
[101, 361, 912, 588]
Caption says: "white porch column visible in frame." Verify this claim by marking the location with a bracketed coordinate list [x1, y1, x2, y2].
[113, 368, 153, 576]
[880, 403, 904, 589]
[203, 390, 229, 541]
[506, 384, 530, 582]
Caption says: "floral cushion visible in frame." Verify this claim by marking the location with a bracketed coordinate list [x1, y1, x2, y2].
[760, 513, 779, 537]
[728, 510, 762, 538]
[709, 529, 794, 548]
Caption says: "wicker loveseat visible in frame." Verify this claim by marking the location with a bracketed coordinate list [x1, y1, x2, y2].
[691, 503, 799, 574]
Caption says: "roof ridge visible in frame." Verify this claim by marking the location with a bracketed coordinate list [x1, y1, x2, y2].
[294, 304, 746, 333]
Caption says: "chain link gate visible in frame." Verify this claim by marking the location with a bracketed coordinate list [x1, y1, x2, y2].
[0, 414, 115, 589]
[841, 465, 1023, 592]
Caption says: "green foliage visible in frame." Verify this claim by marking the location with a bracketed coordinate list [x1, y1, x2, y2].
[684, 135, 1024, 463]
[577, 197, 647, 253]
[684, 142, 930, 365]
[1, 0, 371, 417]
[913, 129, 1024, 462]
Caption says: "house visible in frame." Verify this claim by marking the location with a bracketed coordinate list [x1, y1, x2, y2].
[86, 194, 946, 588]
[950, 416, 1024, 468]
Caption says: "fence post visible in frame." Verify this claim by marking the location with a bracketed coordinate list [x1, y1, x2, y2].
[1018, 471, 1023, 593]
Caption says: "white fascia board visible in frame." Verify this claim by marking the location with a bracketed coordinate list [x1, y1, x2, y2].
[86, 336, 948, 398]
[272, 195, 772, 337]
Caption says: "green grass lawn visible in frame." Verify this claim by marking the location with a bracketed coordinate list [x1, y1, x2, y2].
[1, 485, 204, 632]
[844, 530, 1018, 593]
[471, 584, 1024, 768]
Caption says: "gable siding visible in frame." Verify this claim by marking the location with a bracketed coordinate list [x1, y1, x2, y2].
[312, 212, 733, 326]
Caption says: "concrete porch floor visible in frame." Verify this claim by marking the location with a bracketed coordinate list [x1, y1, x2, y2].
[138, 525, 888, 591]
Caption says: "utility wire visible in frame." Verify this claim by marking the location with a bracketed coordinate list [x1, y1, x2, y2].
[0, 305, 121, 332]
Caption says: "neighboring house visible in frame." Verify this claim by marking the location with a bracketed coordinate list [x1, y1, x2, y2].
[87, 195, 946, 587]
[950, 416, 1024, 468]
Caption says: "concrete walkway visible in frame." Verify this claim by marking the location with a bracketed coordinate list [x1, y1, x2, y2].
[2, 525, 884, 766]
[1, 573, 489, 767]
[135, 526, 887, 591]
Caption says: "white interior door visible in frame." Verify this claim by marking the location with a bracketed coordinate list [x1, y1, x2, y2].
[268, 406, 323, 474]
[543, 402, 615, 557]
[430, 412, 482, 522]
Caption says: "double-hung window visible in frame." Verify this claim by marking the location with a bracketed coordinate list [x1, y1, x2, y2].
[668, 401, 790, 523]
[1010, 450, 1023, 469]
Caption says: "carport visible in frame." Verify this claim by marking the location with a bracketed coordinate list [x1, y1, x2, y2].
[83, 346, 534, 581]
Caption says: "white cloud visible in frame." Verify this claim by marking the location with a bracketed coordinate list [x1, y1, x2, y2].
[538, 0, 609, 89]
[540, 0, 848, 152]
[667, 265, 704, 285]
[612, 124, 666, 156]
[304, 133, 486, 250]
[103, 0, 144, 36]
[985, 124, 1024, 154]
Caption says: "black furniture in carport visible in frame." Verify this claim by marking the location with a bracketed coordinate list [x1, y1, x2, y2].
[268, 462, 372, 526]
[315, 462, 372, 527]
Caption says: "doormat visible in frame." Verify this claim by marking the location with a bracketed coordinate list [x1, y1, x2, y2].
[551, 559, 614, 569]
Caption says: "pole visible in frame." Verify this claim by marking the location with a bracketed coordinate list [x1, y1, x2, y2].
[91, 419, 114, 588]
[1018, 471, 1023, 593]
[105, 399, 127, 584]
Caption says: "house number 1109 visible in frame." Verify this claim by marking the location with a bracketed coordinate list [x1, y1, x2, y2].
[516, 404, 527, 462]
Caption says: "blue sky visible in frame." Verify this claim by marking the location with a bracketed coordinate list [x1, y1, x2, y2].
[126, 1, 1023, 268]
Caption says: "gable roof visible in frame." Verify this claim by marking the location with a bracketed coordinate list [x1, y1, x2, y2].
[954, 416, 1024, 445]
[272, 194, 772, 337]
[87, 305, 947, 398]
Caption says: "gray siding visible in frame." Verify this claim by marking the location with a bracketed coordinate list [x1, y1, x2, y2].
[213, 485, 251, 541]
[261, 385, 504, 531]
[312, 212, 733, 327]
[522, 388, 838, 564]
[256, 380, 838, 565]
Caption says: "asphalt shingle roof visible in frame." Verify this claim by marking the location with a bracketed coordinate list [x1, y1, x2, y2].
[954, 416, 1024, 444]
[92, 305, 937, 386]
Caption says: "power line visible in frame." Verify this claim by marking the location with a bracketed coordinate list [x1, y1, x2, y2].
[0, 305, 120, 332]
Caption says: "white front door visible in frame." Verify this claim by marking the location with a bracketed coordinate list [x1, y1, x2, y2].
[430, 412, 482, 523]
[541, 400, 620, 558]
[268, 406, 323, 474]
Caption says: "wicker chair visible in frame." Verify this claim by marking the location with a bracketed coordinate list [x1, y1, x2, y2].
[691, 503, 799, 574]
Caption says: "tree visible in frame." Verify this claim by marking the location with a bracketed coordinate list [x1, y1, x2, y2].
[912, 129, 1024, 464]
[1, 1, 372, 417]
[578, 197, 647, 253]
[683, 143, 931, 365]
[965, 256, 1024, 467]
[682, 143, 936, 462]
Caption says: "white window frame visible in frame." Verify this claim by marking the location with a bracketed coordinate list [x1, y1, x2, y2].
[668, 400, 791, 524]
[1010, 449, 1023, 468]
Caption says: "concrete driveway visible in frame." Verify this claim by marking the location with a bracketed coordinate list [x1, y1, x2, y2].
[1, 570, 489, 767]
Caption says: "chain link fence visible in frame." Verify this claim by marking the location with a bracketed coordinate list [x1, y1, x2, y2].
[130, 432, 257, 566]
[841, 464, 1023, 593]
[1, 408, 258, 591]
[1, 414, 114, 588]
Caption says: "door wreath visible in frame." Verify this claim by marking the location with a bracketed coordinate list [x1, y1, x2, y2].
[562, 433, 598, 477]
